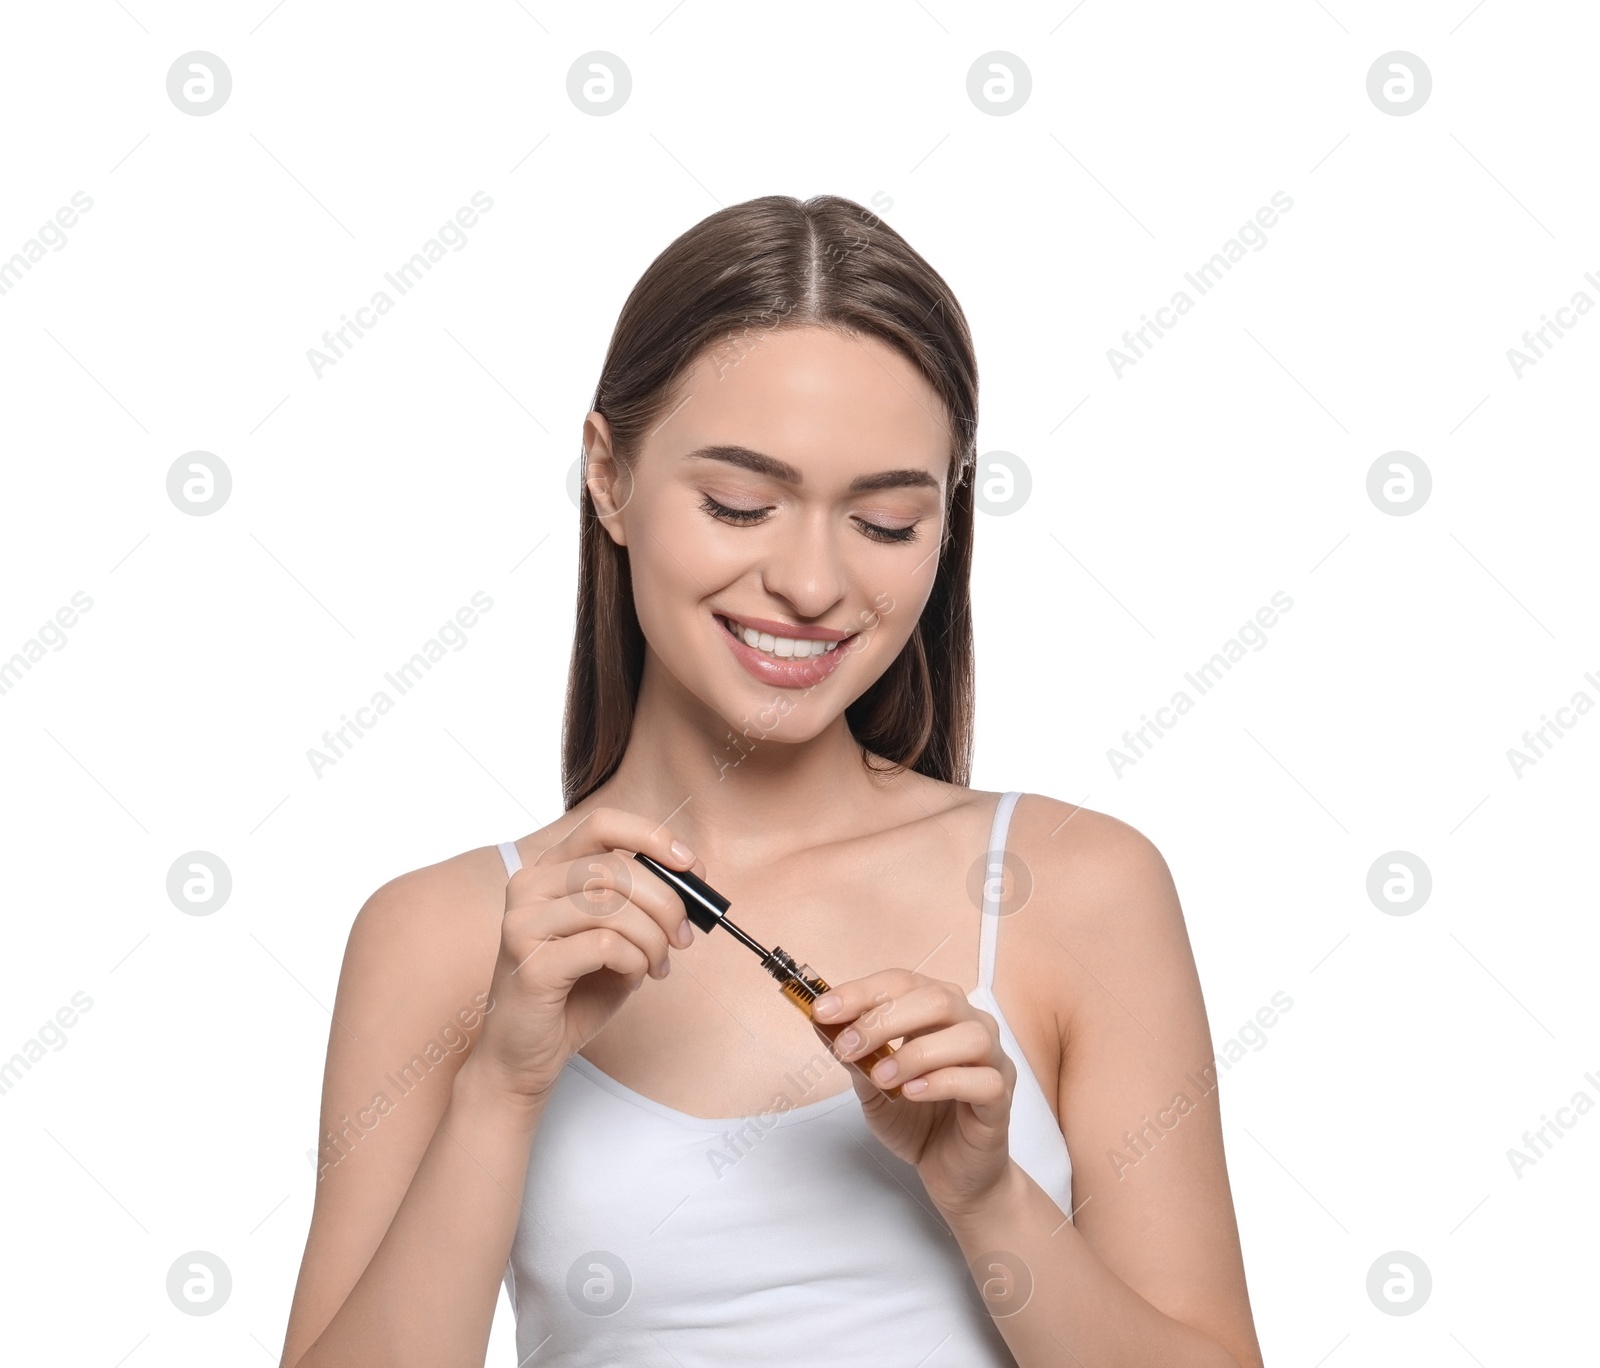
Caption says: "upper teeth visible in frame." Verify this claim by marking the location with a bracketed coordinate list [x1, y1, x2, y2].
[725, 617, 839, 658]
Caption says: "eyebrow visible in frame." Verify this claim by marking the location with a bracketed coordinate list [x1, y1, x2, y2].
[684, 444, 941, 494]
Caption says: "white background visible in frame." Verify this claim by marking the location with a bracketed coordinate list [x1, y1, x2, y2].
[1, 1, 1595, 1364]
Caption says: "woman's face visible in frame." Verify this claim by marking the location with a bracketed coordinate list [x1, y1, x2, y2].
[585, 324, 953, 747]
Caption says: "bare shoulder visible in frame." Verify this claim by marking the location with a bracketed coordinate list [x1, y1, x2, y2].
[1003, 795, 1190, 1022]
[345, 841, 513, 979]
[311, 835, 521, 1189]
[279, 837, 524, 1368]
[333, 842, 522, 1040]
[1008, 794, 1179, 928]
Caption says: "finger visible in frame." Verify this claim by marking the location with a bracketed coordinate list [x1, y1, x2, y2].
[624, 857, 711, 950]
[892, 1063, 1010, 1113]
[540, 805, 706, 948]
[516, 923, 653, 993]
[514, 850, 692, 953]
[823, 980, 968, 1060]
[851, 1018, 998, 1089]
[809, 969, 919, 1026]
[529, 805, 701, 877]
[509, 894, 674, 980]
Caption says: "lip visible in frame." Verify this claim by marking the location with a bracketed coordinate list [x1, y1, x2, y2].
[713, 612, 859, 689]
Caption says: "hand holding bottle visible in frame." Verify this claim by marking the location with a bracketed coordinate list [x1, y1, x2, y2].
[811, 969, 1020, 1219]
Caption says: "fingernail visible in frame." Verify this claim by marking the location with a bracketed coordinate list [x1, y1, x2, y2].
[675, 921, 694, 948]
[670, 840, 695, 864]
[872, 1058, 898, 1083]
[836, 1029, 861, 1055]
[813, 994, 840, 1017]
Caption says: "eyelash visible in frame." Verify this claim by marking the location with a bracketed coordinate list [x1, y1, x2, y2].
[698, 493, 920, 544]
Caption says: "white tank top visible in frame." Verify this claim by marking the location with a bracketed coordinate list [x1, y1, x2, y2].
[494, 790, 1072, 1365]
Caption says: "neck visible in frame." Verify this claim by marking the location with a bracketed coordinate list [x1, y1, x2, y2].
[590, 646, 897, 869]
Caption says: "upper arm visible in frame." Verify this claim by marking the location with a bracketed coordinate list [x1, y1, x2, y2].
[1029, 801, 1263, 1368]
[279, 855, 503, 1368]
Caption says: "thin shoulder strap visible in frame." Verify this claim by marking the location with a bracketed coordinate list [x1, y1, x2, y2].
[977, 791, 1024, 994]
[497, 840, 522, 878]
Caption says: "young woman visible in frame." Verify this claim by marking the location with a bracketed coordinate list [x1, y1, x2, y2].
[280, 195, 1264, 1368]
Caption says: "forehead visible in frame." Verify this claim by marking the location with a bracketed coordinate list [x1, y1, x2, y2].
[652, 325, 950, 478]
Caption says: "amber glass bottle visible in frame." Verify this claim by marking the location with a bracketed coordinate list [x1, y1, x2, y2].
[762, 946, 904, 1100]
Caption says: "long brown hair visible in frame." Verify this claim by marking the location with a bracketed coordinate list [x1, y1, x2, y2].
[561, 194, 979, 811]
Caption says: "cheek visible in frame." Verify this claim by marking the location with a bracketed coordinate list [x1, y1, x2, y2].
[858, 559, 936, 638]
[625, 501, 725, 629]
[637, 493, 717, 567]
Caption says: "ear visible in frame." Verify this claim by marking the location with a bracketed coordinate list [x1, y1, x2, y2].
[582, 411, 630, 548]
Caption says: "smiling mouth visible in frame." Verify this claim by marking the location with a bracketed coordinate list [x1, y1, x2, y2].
[714, 614, 858, 660]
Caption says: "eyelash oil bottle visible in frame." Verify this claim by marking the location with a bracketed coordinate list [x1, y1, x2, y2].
[759, 944, 904, 1099]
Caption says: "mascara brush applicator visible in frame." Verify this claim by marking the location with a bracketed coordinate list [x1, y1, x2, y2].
[632, 851, 905, 1099]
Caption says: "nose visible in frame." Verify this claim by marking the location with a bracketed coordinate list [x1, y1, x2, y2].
[758, 505, 847, 622]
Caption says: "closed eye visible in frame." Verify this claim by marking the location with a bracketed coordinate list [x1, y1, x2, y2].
[698, 493, 920, 544]
[699, 493, 766, 524]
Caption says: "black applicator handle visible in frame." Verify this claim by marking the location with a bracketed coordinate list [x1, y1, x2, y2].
[631, 851, 732, 934]
[631, 852, 773, 960]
